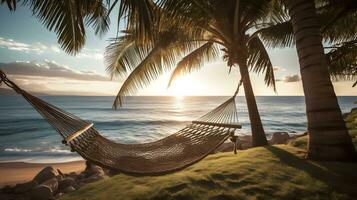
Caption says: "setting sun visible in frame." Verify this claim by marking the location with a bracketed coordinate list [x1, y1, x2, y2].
[168, 76, 195, 98]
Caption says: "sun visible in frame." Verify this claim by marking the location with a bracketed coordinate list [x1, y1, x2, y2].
[168, 76, 193, 98]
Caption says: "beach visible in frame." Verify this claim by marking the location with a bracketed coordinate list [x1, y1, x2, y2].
[0, 161, 85, 187]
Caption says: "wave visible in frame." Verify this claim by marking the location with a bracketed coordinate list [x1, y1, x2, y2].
[2, 147, 72, 154]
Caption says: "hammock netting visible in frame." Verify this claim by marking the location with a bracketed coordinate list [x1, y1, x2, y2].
[0, 70, 242, 174]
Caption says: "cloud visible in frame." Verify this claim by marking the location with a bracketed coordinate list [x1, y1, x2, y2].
[76, 52, 103, 60]
[273, 66, 286, 72]
[279, 74, 301, 82]
[0, 60, 109, 81]
[0, 37, 61, 54]
[76, 48, 103, 60]
[0, 37, 104, 61]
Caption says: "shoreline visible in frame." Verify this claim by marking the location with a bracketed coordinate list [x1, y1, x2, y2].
[0, 161, 85, 187]
[0, 132, 304, 187]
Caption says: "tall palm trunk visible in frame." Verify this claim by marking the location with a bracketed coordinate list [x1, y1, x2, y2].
[285, 0, 357, 161]
[237, 59, 268, 147]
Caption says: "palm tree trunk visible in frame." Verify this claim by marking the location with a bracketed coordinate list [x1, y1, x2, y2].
[285, 0, 357, 161]
[237, 60, 268, 147]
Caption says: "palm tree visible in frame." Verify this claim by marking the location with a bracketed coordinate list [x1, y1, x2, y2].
[258, 0, 357, 88]
[1, 0, 110, 54]
[106, 0, 278, 147]
[281, 0, 356, 160]
[327, 40, 357, 87]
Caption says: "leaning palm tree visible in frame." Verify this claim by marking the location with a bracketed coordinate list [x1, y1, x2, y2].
[278, 0, 357, 160]
[1, 0, 110, 54]
[106, 0, 277, 147]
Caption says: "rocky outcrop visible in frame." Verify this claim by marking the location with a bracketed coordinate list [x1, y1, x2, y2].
[269, 132, 290, 145]
[33, 166, 59, 184]
[1, 161, 113, 199]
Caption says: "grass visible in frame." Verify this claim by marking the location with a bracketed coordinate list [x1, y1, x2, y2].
[61, 145, 357, 200]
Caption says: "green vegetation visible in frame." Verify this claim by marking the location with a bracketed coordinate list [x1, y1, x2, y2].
[61, 145, 357, 200]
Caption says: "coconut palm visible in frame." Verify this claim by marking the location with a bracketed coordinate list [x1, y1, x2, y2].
[327, 40, 357, 86]
[1, 0, 110, 54]
[258, 0, 357, 88]
[106, 0, 278, 147]
[280, 0, 357, 160]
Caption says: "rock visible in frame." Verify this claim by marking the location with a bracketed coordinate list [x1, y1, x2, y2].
[214, 142, 234, 153]
[33, 166, 59, 184]
[2, 185, 14, 193]
[90, 165, 105, 176]
[67, 172, 79, 180]
[61, 186, 76, 193]
[270, 132, 290, 144]
[0, 192, 23, 200]
[13, 180, 37, 194]
[40, 178, 58, 195]
[82, 163, 105, 178]
[58, 177, 77, 191]
[84, 160, 94, 171]
[30, 185, 52, 200]
[57, 169, 64, 177]
[54, 192, 64, 199]
[105, 169, 120, 177]
[79, 174, 108, 184]
[239, 135, 252, 142]
[241, 142, 252, 150]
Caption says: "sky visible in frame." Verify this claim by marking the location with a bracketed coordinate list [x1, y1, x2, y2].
[0, 4, 355, 96]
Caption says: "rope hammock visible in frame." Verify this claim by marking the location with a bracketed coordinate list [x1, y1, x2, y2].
[0, 70, 242, 174]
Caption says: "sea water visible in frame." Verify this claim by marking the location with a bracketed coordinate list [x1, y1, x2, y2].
[0, 96, 355, 163]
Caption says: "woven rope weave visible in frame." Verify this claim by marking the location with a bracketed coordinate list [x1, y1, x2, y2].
[0, 70, 242, 174]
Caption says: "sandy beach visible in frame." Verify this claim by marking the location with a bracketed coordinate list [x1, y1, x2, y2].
[0, 161, 85, 187]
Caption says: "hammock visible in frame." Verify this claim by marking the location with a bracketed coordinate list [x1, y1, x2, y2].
[0, 70, 242, 174]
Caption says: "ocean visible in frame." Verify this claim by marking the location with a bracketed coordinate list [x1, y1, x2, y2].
[0, 96, 355, 163]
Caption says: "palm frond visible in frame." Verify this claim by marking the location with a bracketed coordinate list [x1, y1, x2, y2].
[327, 40, 357, 87]
[320, 12, 357, 44]
[168, 42, 219, 87]
[105, 34, 140, 78]
[116, 0, 156, 44]
[247, 36, 276, 91]
[1, 0, 16, 10]
[113, 45, 163, 108]
[257, 21, 294, 48]
[23, 0, 109, 54]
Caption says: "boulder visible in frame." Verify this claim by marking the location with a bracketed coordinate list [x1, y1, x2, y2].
[82, 162, 105, 178]
[61, 186, 76, 193]
[270, 132, 290, 144]
[13, 180, 37, 194]
[33, 166, 59, 184]
[40, 178, 58, 194]
[241, 142, 252, 150]
[54, 192, 64, 199]
[105, 169, 120, 177]
[58, 177, 77, 191]
[239, 135, 252, 143]
[68, 172, 79, 180]
[30, 185, 52, 200]
[2, 185, 14, 193]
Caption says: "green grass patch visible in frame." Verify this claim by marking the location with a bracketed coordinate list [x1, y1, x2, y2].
[61, 145, 357, 200]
